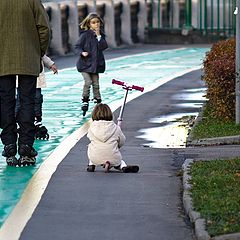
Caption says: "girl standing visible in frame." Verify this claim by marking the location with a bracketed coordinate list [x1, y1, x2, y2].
[75, 12, 108, 116]
[87, 103, 139, 173]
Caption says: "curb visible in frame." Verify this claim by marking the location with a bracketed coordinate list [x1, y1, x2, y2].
[186, 103, 240, 147]
[182, 159, 240, 240]
[182, 159, 211, 240]
[187, 135, 240, 147]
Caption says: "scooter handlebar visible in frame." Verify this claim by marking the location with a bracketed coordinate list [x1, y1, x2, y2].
[112, 79, 144, 92]
[112, 79, 124, 86]
[132, 85, 144, 92]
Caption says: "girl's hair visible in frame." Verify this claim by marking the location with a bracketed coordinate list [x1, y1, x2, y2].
[92, 103, 113, 121]
[80, 12, 104, 30]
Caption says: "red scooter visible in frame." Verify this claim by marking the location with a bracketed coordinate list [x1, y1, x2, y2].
[111, 79, 144, 173]
[112, 79, 144, 127]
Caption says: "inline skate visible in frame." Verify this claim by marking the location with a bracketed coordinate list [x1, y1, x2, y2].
[18, 144, 38, 166]
[2, 144, 19, 167]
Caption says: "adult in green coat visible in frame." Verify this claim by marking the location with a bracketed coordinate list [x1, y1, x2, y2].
[0, 0, 51, 166]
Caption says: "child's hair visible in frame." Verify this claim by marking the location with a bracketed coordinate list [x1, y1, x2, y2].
[80, 12, 104, 30]
[92, 103, 113, 121]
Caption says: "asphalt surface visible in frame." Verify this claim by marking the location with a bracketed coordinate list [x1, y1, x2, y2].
[17, 44, 240, 240]
[19, 68, 203, 240]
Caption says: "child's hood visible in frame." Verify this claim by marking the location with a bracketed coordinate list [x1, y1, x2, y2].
[89, 120, 118, 142]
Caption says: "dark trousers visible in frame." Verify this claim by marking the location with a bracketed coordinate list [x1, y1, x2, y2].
[34, 88, 43, 119]
[16, 88, 43, 121]
[0, 75, 37, 146]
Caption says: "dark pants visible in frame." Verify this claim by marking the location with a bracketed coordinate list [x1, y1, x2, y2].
[0, 75, 37, 146]
[16, 88, 43, 121]
[34, 88, 43, 119]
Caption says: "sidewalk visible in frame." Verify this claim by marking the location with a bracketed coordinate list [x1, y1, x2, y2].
[2, 44, 235, 240]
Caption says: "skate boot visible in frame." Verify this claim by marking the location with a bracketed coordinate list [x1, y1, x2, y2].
[93, 98, 102, 104]
[122, 165, 139, 173]
[18, 144, 38, 166]
[81, 97, 89, 116]
[35, 120, 49, 140]
[2, 144, 19, 167]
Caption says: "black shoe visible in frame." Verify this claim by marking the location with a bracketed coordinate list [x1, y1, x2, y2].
[18, 144, 38, 166]
[2, 144, 18, 167]
[122, 165, 139, 173]
[87, 165, 95, 172]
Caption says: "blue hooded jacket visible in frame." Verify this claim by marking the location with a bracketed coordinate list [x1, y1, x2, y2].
[75, 29, 108, 73]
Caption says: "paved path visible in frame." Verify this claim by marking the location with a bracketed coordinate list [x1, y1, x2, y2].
[19, 69, 207, 240]
[5, 44, 240, 240]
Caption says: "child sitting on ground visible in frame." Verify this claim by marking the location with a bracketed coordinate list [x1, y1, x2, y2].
[86, 103, 139, 173]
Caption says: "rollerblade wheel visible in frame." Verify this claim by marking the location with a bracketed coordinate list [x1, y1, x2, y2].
[45, 133, 50, 140]
[17, 159, 22, 167]
[30, 159, 36, 166]
[6, 156, 18, 167]
[19, 156, 36, 167]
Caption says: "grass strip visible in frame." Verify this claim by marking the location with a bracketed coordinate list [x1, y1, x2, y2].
[191, 103, 240, 139]
[189, 158, 240, 236]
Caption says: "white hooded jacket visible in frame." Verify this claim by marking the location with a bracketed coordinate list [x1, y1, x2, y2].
[87, 120, 126, 166]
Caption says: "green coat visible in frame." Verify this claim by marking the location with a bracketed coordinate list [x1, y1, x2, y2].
[0, 0, 51, 77]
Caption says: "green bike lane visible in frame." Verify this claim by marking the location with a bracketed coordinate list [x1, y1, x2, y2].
[0, 44, 210, 230]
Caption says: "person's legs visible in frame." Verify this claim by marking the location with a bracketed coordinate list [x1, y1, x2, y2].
[34, 88, 43, 122]
[17, 75, 37, 147]
[81, 72, 92, 99]
[34, 88, 49, 140]
[81, 72, 93, 115]
[91, 73, 101, 101]
[0, 75, 18, 165]
[17, 75, 38, 165]
[120, 160, 127, 169]
[0, 75, 18, 146]
[15, 88, 20, 117]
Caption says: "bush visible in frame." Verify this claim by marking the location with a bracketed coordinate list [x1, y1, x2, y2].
[202, 38, 236, 122]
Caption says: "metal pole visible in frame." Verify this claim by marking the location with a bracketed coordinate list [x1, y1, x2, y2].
[158, 0, 161, 28]
[117, 88, 129, 127]
[236, 1, 240, 124]
[185, 0, 192, 27]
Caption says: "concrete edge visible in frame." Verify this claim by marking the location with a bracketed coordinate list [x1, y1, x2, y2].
[182, 159, 240, 240]
[187, 135, 240, 147]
